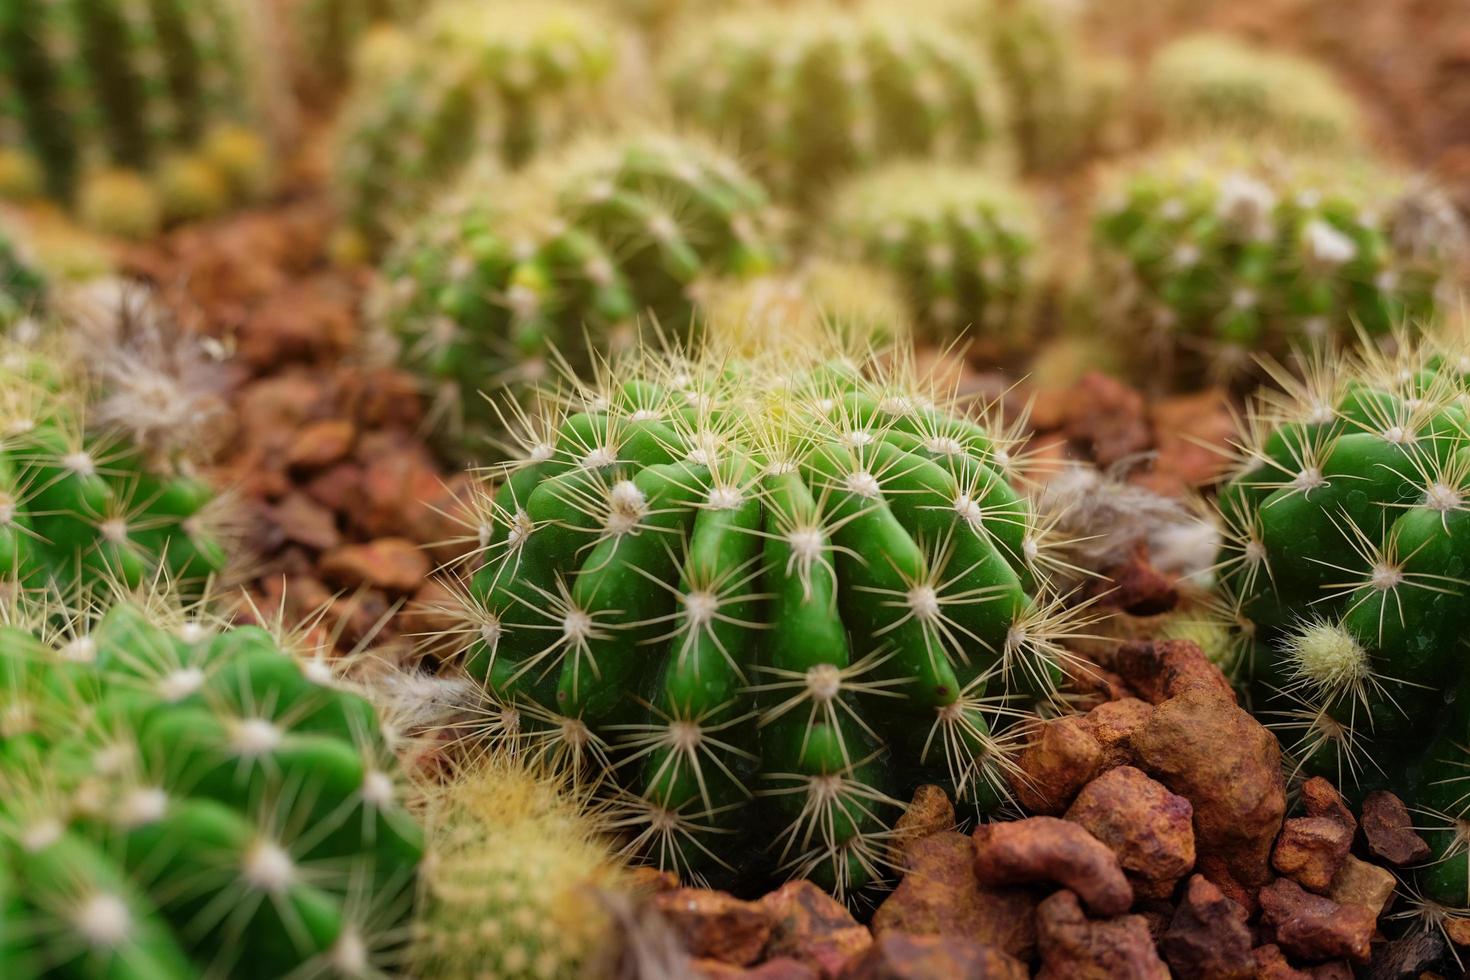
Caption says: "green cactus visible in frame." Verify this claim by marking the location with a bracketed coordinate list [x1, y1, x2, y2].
[0, 228, 44, 331]
[662, 3, 1009, 207]
[826, 163, 1040, 344]
[0, 0, 270, 235]
[290, 0, 422, 96]
[1091, 141, 1467, 379]
[0, 591, 423, 977]
[375, 132, 784, 448]
[436, 339, 1084, 899]
[333, 0, 632, 257]
[1146, 33, 1364, 148]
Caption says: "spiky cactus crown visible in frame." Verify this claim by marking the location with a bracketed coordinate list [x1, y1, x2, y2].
[1213, 332, 1470, 908]
[430, 338, 1088, 899]
[826, 163, 1040, 343]
[375, 132, 783, 448]
[0, 589, 423, 977]
[662, 3, 1009, 206]
[1091, 141, 1468, 380]
[334, 0, 632, 255]
[1146, 33, 1364, 148]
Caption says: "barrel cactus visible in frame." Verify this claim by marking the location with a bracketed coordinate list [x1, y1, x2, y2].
[1091, 141, 1468, 379]
[289, 0, 422, 97]
[435, 340, 1082, 898]
[0, 0, 270, 235]
[374, 132, 783, 447]
[334, 0, 632, 256]
[826, 163, 1040, 344]
[0, 592, 423, 977]
[662, 4, 1009, 206]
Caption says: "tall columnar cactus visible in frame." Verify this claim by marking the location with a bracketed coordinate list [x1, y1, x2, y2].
[826, 163, 1040, 344]
[334, 0, 631, 256]
[1146, 34, 1364, 148]
[0, 593, 423, 977]
[662, 4, 1008, 206]
[1213, 334, 1470, 915]
[437, 340, 1084, 898]
[375, 133, 783, 446]
[1091, 141, 1468, 379]
[0, 0, 270, 235]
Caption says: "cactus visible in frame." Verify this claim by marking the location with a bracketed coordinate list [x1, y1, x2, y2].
[662, 4, 1008, 206]
[0, 0, 270, 235]
[826, 163, 1040, 344]
[1091, 141, 1468, 379]
[0, 228, 44, 331]
[0, 590, 423, 977]
[334, 0, 633, 256]
[375, 132, 783, 447]
[1146, 34, 1364, 148]
[434, 338, 1086, 899]
[290, 0, 422, 96]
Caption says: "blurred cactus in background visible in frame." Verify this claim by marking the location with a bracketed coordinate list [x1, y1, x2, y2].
[289, 0, 423, 98]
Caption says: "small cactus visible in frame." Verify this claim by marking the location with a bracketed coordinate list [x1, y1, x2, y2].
[826, 163, 1041, 344]
[1091, 141, 1467, 379]
[0, 591, 423, 977]
[374, 132, 783, 448]
[289, 0, 423, 96]
[662, 3, 1009, 206]
[434, 338, 1087, 898]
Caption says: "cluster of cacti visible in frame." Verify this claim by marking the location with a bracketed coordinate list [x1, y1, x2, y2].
[0, 592, 423, 976]
[1146, 33, 1364, 148]
[375, 132, 783, 445]
[289, 0, 422, 96]
[662, 4, 1008, 205]
[1091, 141, 1468, 377]
[439, 340, 1084, 897]
[1213, 333, 1470, 910]
[826, 163, 1040, 344]
[333, 0, 631, 256]
[0, 340, 229, 593]
[0, 0, 271, 236]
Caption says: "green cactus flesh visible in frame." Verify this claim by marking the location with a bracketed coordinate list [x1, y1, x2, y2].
[293, 0, 421, 92]
[444, 343, 1081, 898]
[0, 229, 44, 330]
[0, 596, 422, 977]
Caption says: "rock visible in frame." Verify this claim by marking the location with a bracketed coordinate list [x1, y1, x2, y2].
[628, 867, 681, 894]
[654, 889, 772, 967]
[1096, 546, 1179, 616]
[1078, 697, 1152, 769]
[1137, 388, 1235, 496]
[890, 785, 955, 866]
[1361, 790, 1431, 866]
[1159, 875, 1253, 980]
[1365, 930, 1447, 980]
[1034, 890, 1169, 980]
[873, 832, 1037, 960]
[1057, 371, 1152, 468]
[837, 934, 1027, 980]
[1252, 944, 1311, 980]
[1257, 878, 1375, 963]
[1310, 962, 1353, 980]
[319, 538, 430, 593]
[1006, 716, 1103, 814]
[1299, 778, 1356, 836]
[1328, 855, 1396, 918]
[1065, 765, 1195, 898]
[1446, 916, 1470, 947]
[693, 958, 818, 979]
[972, 817, 1133, 916]
[1132, 687, 1286, 891]
[286, 419, 356, 469]
[1271, 817, 1353, 894]
[761, 881, 872, 978]
[269, 491, 341, 551]
[305, 462, 364, 512]
[1107, 638, 1236, 705]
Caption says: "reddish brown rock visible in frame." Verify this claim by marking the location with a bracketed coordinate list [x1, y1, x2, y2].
[1271, 817, 1353, 894]
[1137, 388, 1235, 496]
[1361, 790, 1431, 866]
[1065, 765, 1195, 898]
[1095, 546, 1179, 616]
[1107, 638, 1236, 705]
[890, 785, 955, 866]
[1006, 716, 1103, 814]
[761, 881, 872, 978]
[654, 889, 772, 967]
[319, 538, 429, 593]
[1034, 890, 1169, 980]
[1253, 944, 1311, 980]
[1257, 878, 1375, 963]
[1328, 856, 1396, 918]
[628, 867, 681, 894]
[837, 934, 1027, 980]
[692, 958, 818, 979]
[1132, 687, 1286, 890]
[1298, 778, 1355, 836]
[972, 817, 1133, 916]
[1078, 697, 1152, 769]
[873, 832, 1037, 961]
[269, 492, 341, 551]
[286, 419, 356, 469]
[1057, 371, 1152, 468]
[1159, 875, 1253, 980]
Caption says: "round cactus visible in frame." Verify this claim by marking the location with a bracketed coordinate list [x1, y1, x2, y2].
[826, 163, 1041, 344]
[289, 0, 423, 96]
[662, 4, 1009, 206]
[435, 339, 1084, 898]
[0, 592, 423, 977]
[1146, 34, 1364, 148]
[374, 132, 784, 447]
[0, 0, 270, 235]
[333, 0, 633, 255]
[1091, 141, 1468, 379]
